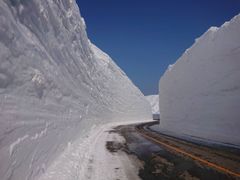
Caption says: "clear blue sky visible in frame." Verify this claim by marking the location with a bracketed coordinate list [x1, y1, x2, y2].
[76, 0, 240, 95]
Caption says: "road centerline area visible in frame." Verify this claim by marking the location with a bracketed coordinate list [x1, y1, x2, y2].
[135, 122, 240, 179]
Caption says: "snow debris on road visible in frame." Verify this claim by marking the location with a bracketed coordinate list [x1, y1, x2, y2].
[39, 121, 147, 180]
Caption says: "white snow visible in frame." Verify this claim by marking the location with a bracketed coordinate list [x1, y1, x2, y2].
[0, 0, 151, 180]
[39, 121, 146, 180]
[145, 95, 159, 114]
[159, 14, 240, 146]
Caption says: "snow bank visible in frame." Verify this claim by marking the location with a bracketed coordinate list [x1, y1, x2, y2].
[0, 0, 151, 179]
[145, 95, 159, 114]
[159, 14, 240, 146]
[40, 120, 147, 180]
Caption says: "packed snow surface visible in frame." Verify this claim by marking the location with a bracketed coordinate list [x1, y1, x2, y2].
[40, 121, 146, 180]
[145, 95, 159, 114]
[0, 0, 151, 179]
[159, 14, 240, 146]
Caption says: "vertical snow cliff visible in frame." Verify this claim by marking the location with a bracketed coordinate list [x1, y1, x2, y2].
[145, 95, 159, 114]
[0, 0, 151, 179]
[159, 14, 240, 146]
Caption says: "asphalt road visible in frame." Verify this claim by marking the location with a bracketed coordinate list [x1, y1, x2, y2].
[112, 121, 240, 180]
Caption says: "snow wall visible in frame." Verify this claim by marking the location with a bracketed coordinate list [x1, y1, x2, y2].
[159, 14, 240, 146]
[0, 0, 151, 179]
[145, 95, 159, 114]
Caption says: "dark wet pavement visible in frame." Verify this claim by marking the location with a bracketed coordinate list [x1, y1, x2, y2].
[115, 124, 237, 180]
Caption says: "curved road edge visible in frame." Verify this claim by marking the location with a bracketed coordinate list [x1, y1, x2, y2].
[135, 121, 240, 179]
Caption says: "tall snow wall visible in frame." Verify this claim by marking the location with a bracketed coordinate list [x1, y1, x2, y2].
[145, 95, 159, 114]
[159, 14, 240, 146]
[0, 0, 151, 179]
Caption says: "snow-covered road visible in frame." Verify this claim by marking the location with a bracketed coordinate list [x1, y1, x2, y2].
[39, 121, 151, 180]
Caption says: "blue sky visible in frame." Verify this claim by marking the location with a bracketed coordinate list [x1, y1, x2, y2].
[76, 0, 240, 95]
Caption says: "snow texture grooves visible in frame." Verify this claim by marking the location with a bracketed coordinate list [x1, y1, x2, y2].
[159, 14, 240, 146]
[0, 0, 151, 179]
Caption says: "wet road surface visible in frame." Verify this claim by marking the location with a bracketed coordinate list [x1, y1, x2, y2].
[106, 122, 240, 180]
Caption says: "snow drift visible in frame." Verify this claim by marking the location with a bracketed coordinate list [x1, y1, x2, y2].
[145, 95, 159, 114]
[0, 0, 151, 179]
[159, 14, 240, 146]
